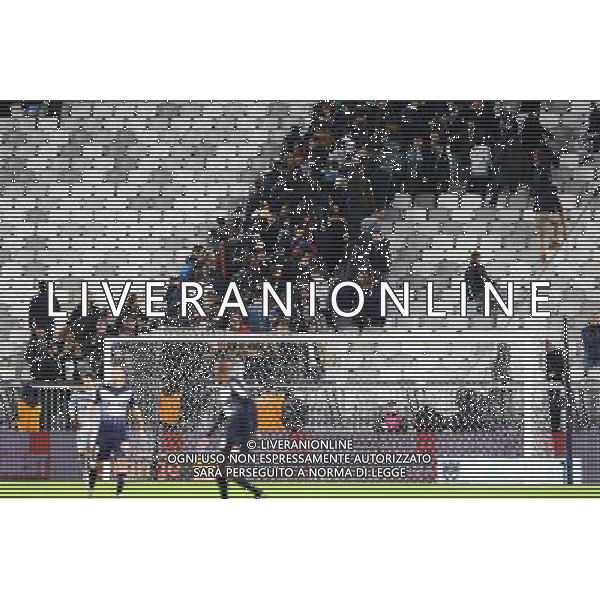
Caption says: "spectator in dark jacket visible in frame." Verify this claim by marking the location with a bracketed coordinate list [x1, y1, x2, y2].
[469, 136, 493, 204]
[529, 148, 554, 200]
[69, 297, 101, 350]
[496, 116, 523, 195]
[545, 340, 566, 457]
[28, 281, 61, 343]
[404, 136, 427, 206]
[582, 316, 600, 377]
[582, 102, 600, 164]
[448, 103, 472, 184]
[314, 203, 348, 275]
[545, 339, 565, 413]
[519, 101, 541, 115]
[464, 251, 490, 313]
[531, 150, 565, 262]
[284, 126, 302, 153]
[353, 272, 384, 331]
[522, 113, 553, 182]
[428, 132, 451, 206]
[474, 101, 501, 147]
[546, 341, 565, 382]
[25, 328, 61, 381]
[334, 280, 363, 329]
[359, 146, 394, 210]
[165, 276, 181, 324]
[244, 177, 266, 220]
[114, 293, 147, 335]
[180, 245, 204, 282]
[522, 112, 550, 152]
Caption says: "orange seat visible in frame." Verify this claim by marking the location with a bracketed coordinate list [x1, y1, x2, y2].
[256, 391, 285, 431]
[17, 400, 41, 432]
[158, 392, 182, 425]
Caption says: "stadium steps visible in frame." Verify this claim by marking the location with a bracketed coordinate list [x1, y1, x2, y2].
[0, 101, 314, 382]
[373, 102, 595, 449]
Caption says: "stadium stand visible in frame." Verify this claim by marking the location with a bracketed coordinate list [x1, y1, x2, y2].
[2, 99, 600, 488]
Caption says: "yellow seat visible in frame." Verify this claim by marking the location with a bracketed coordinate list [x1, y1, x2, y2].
[17, 400, 41, 431]
[256, 391, 285, 432]
[158, 392, 182, 425]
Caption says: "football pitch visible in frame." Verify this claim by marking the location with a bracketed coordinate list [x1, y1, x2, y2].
[1, 482, 600, 498]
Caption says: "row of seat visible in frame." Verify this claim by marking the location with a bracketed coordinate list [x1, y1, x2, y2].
[0, 101, 313, 381]
[374, 102, 597, 438]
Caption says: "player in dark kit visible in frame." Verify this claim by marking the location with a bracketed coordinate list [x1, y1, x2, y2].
[87, 364, 133, 497]
[209, 355, 263, 499]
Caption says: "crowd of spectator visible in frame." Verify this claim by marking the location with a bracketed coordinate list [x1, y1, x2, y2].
[19, 100, 600, 445]
[169, 101, 401, 334]
[26, 283, 151, 384]
[172, 97, 599, 335]
[25, 99, 599, 369]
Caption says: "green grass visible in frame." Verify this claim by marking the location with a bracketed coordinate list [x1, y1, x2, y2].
[2, 481, 600, 498]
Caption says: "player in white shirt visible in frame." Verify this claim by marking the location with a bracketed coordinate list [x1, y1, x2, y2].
[87, 364, 133, 496]
[70, 368, 101, 471]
